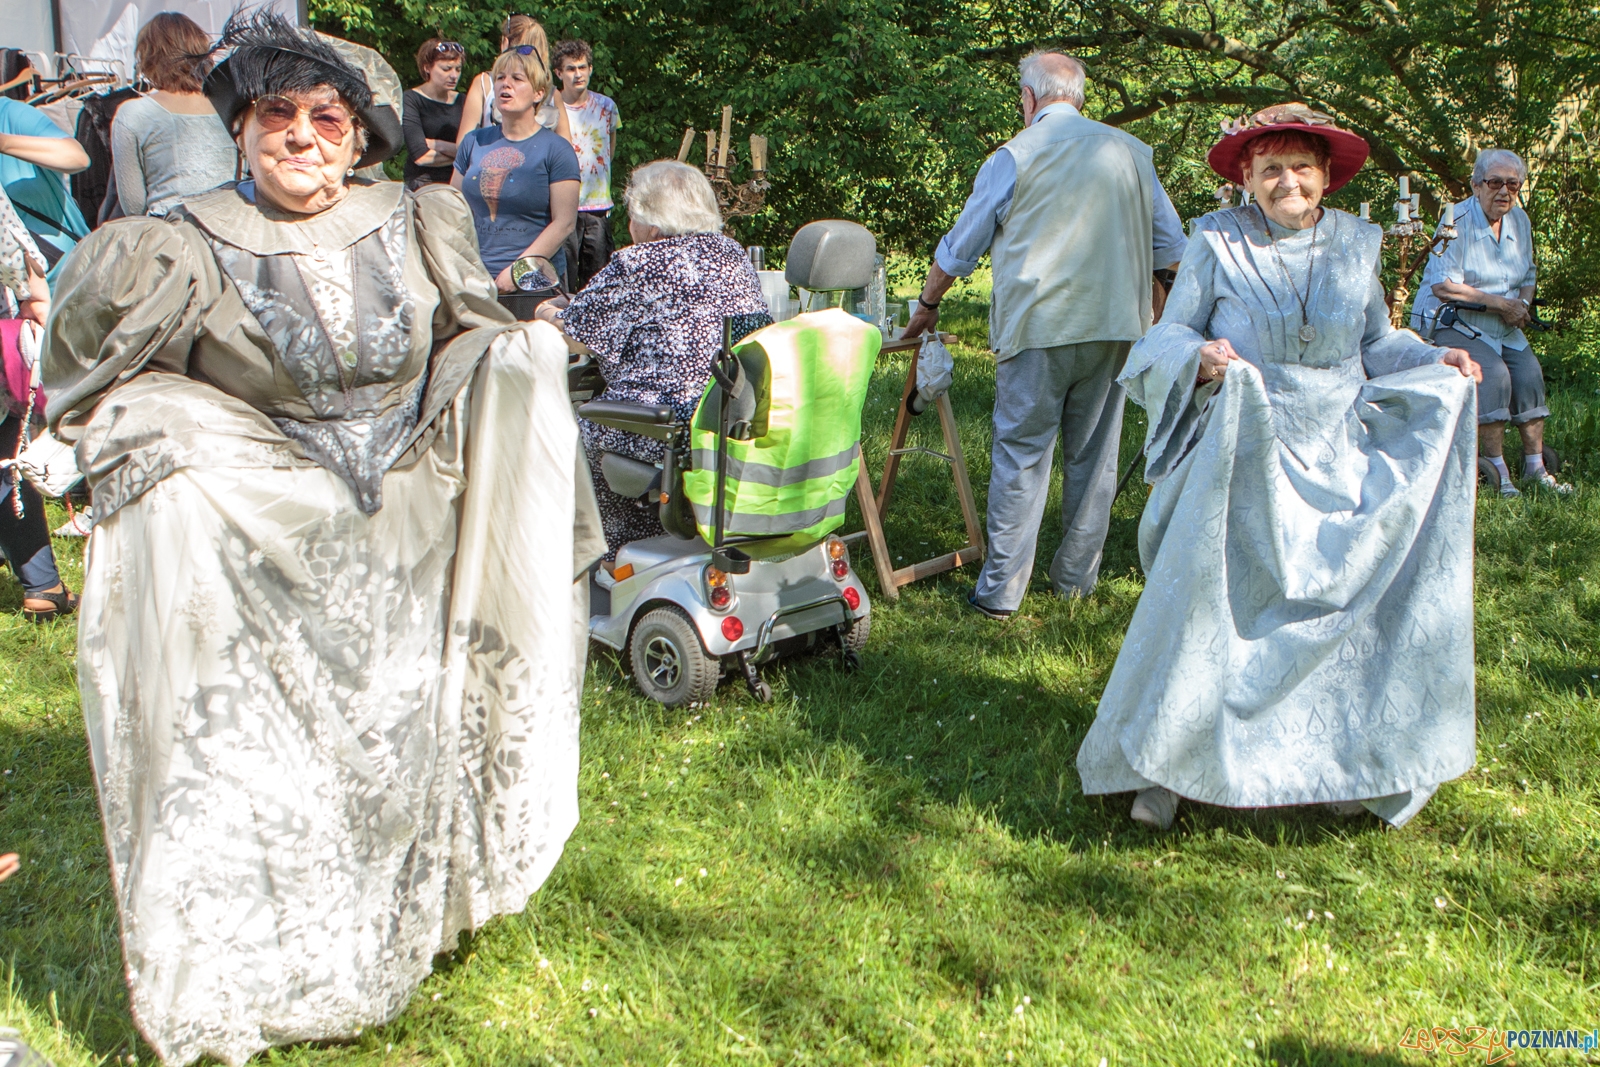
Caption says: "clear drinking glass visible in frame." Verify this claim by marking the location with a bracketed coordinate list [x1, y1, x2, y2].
[884, 302, 904, 340]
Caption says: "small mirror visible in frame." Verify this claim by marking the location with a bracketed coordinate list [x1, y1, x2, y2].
[510, 255, 562, 295]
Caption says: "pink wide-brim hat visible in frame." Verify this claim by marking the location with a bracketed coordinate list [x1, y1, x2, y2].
[1207, 103, 1371, 194]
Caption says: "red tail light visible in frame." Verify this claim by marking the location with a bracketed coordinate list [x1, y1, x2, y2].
[842, 587, 860, 610]
[704, 565, 732, 611]
[721, 616, 744, 641]
[827, 536, 850, 581]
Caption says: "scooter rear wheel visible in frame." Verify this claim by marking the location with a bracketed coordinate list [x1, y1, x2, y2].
[840, 612, 871, 657]
[629, 606, 720, 706]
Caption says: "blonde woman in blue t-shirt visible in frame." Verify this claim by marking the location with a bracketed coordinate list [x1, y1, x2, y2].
[452, 45, 579, 311]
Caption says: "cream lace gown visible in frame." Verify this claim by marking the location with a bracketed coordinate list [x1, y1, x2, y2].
[1076, 207, 1477, 827]
[45, 182, 603, 1065]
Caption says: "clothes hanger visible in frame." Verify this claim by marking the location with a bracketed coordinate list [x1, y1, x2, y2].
[27, 73, 116, 105]
[0, 69, 35, 97]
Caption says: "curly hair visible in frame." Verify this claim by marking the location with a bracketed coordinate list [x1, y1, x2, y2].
[552, 38, 592, 71]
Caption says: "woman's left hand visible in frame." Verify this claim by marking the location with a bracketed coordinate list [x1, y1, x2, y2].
[494, 266, 516, 293]
[1439, 347, 1482, 382]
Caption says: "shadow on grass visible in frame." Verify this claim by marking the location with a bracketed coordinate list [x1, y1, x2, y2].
[1257, 1035, 1415, 1066]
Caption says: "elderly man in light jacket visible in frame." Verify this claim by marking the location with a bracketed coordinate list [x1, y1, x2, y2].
[905, 51, 1186, 617]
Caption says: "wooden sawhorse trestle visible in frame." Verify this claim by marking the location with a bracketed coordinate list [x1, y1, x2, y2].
[851, 334, 985, 601]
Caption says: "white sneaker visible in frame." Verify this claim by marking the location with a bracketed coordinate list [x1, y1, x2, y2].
[53, 507, 92, 537]
[1130, 787, 1179, 830]
[1524, 470, 1573, 495]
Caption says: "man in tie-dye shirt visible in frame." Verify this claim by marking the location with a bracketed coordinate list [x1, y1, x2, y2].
[555, 39, 620, 291]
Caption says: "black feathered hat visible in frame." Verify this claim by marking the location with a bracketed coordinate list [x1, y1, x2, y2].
[203, 10, 401, 169]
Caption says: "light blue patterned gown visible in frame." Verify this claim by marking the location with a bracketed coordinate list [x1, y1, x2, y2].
[1076, 206, 1478, 827]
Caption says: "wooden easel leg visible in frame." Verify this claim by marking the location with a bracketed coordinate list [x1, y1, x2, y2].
[855, 459, 899, 601]
[874, 355, 919, 518]
[936, 393, 985, 558]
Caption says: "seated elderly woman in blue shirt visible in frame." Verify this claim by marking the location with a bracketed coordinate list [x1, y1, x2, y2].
[1413, 148, 1566, 496]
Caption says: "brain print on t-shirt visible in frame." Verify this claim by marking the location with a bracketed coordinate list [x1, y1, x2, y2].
[477, 146, 526, 220]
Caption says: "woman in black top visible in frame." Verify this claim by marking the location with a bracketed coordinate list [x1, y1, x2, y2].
[402, 38, 464, 189]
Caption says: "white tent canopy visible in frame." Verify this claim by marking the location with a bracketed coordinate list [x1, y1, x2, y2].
[18, 0, 301, 80]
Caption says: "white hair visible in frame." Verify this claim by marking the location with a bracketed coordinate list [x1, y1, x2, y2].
[624, 160, 723, 236]
[1473, 148, 1527, 184]
[1018, 51, 1085, 109]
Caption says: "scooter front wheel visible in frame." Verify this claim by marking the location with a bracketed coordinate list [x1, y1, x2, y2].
[629, 606, 720, 706]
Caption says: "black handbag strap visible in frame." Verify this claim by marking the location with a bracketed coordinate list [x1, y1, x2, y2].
[10, 201, 68, 268]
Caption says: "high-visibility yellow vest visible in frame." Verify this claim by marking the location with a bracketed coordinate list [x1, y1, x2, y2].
[683, 308, 881, 550]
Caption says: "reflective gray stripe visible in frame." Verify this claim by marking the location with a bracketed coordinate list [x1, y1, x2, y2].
[689, 443, 858, 488]
[691, 494, 848, 535]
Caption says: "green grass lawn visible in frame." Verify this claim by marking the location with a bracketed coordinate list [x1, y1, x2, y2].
[2, 300, 1597, 1066]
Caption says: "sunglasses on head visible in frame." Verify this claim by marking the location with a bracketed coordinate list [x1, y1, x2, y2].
[500, 44, 547, 68]
[432, 41, 465, 55]
[253, 94, 356, 141]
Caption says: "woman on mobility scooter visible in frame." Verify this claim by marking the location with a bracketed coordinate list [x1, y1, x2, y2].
[534, 160, 771, 556]
[540, 212, 883, 705]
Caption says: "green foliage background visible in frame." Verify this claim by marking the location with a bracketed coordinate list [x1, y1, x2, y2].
[317, 0, 1598, 319]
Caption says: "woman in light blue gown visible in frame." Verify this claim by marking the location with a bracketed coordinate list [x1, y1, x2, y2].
[1076, 106, 1482, 830]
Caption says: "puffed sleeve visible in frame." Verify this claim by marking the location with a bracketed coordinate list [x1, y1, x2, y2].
[410, 183, 514, 336]
[43, 216, 225, 440]
[1119, 220, 1220, 485]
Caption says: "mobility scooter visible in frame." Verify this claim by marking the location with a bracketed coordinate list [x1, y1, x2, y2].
[579, 220, 883, 705]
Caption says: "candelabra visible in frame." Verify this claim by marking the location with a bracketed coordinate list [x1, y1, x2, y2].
[676, 105, 771, 220]
[1369, 175, 1459, 329]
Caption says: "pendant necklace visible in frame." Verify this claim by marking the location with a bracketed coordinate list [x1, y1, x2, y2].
[1259, 205, 1321, 344]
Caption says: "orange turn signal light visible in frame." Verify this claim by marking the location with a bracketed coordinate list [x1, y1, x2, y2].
[611, 563, 634, 581]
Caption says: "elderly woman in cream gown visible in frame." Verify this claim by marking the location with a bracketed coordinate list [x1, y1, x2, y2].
[1076, 106, 1482, 831]
[42, 15, 601, 1065]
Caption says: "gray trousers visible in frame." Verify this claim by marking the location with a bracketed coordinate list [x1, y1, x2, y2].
[1437, 325, 1548, 426]
[973, 340, 1130, 610]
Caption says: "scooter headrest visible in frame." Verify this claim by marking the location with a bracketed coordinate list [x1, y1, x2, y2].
[784, 219, 876, 292]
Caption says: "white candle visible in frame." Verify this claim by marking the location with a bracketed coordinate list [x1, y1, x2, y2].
[1439, 202, 1451, 230]
[1398, 175, 1410, 198]
[1397, 200, 1410, 223]
[1411, 192, 1421, 216]
[1359, 202, 1370, 220]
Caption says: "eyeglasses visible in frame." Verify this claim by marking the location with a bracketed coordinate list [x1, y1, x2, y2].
[253, 94, 356, 141]
[500, 44, 547, 68]
[432, 41, 464, 55]
[1479, 177, 1523, 192]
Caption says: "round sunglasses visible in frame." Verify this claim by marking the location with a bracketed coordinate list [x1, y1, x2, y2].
[253, 94, 357, 141]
